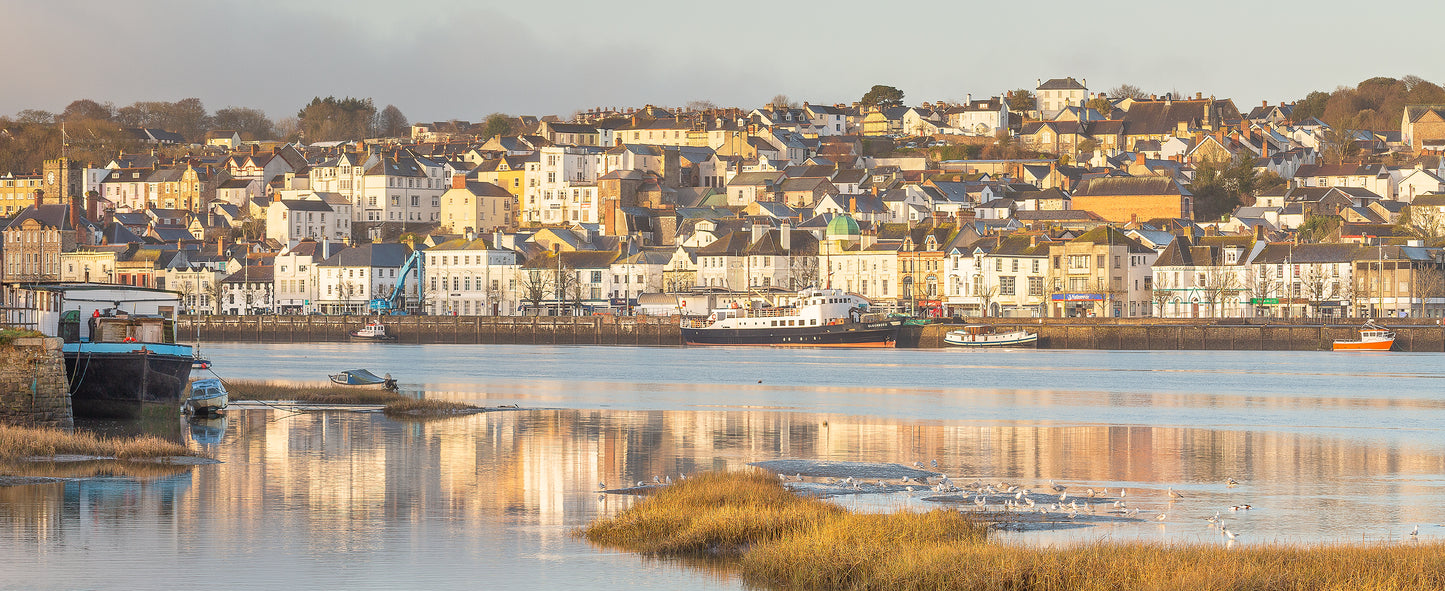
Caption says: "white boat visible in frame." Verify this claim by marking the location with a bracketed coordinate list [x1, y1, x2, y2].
[186, 378, 229, 415]
[329, 369, 399, 391]
[350, 320, 397, 341]
[943, 325, 1039, 348]
[1332, 321, 1395, 351]
[680, 288, 901, 347]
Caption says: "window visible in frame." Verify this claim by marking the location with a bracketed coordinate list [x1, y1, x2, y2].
[1011, 259, 1019, 272]
[1000, 276, 1016, 296]
[1028, 276, 1044, 297]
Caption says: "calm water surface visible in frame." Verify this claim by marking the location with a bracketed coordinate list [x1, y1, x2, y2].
[4, 344, 1445, 590]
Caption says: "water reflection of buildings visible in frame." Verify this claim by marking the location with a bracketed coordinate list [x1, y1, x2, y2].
[5, 406, 1445, 552]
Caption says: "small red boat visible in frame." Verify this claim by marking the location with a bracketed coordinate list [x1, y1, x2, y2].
[1333, 322, 1394, 351]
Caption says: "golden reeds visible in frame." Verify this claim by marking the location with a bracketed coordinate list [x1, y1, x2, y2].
[0, 423, 195, 462]
[584, 471, 1445, 591]
[226, 380, 481, 418]
[225, 380, 403, 405]
[380, 398, 480, 419]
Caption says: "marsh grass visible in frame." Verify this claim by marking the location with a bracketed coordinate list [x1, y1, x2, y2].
[226, 380, 403, 405]
[227, 380, 482, 418]
[584, 471, 1445, 591]
[0, 424, 195, 462]
[381, 398, 481, 419]
[0, 459, 192, 480]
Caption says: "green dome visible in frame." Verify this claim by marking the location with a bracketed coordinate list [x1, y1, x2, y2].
[826, 214, 860, 238]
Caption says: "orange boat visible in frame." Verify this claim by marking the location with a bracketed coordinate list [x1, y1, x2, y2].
[1332, 322, 1395, 351]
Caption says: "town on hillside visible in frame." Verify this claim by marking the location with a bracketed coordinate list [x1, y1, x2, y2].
[5, 79, 1445, 320]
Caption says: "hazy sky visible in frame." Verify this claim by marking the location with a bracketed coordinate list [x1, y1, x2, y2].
[4, 0, 1442, 123]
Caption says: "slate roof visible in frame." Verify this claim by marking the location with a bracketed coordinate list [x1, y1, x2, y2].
[1037, 77, 1086, 90]
[317, 243, 411, 268]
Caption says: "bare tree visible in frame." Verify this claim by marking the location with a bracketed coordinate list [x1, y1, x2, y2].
[1301, 266, 1336, 319]
[1103, 277, 1129, 318]
[1108, 84, 1148, 100]
[1345, 269, 1373, 318]
[1411, 265, 1445, 318]
[204, 276, 225, 316]
[1151, 274, 1174, 317]
[1245, 266, 1279, 318]
[977, 283, 999, 318]
[1201, 267, 1241, 318]
[519, 269, 552, 315]
[1402, 205, 1445, 240]
[769, 94, 796, 110]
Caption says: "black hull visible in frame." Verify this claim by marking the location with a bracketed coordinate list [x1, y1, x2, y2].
[682, 321, 900, 347]
[65, 352, 194, 419]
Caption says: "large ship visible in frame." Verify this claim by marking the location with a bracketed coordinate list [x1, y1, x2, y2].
[681, 288, 901, 347]
[15, 284, 194, 419]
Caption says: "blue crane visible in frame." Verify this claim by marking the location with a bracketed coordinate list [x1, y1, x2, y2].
[368, 250, 424, 314]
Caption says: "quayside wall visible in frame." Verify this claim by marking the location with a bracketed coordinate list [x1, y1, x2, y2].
[179, 315, 1445, 352]
[0, 337, 73, 427]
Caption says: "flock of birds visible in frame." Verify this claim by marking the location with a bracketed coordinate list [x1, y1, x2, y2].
[597, 461, 1426, 544]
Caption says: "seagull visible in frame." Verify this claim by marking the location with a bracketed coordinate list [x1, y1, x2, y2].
[636, 481, 644, 487]
[1050, 480, 1067, 493]
[1221, 527, 1238, 540]
[1411, 525, 1420, 539]
[914, 461, 925, 468]
[666, 476, 673, 485]
[1156, 512, 1168, 522]
[598, 481, 606, 490]
[653, 475, 661, 484]
[1226, 477, 1239, 487]
[1167, 487, 1184, 500]
[974, 495, 987, 508]
[1119, 488, 1127, 498]
[931, 459, 939, 468]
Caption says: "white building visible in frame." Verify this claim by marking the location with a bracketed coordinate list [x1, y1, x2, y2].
[265, 191, 352, 246]
[522, 146, 603, 226]
[314, 243, 418, 314]
[424, 237, 521, 316]
[272, 239, 346, 314]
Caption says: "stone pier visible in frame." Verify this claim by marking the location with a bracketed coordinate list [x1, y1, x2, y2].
[0, 337, 73, 427]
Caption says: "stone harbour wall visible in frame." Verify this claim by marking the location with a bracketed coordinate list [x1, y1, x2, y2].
[180, 315, 1445, 352]
[0, 337, 73, 427]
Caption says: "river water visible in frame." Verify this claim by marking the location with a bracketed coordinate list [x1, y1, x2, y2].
[4, 344, 1445, 590]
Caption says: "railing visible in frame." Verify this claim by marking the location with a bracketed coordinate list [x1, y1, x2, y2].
[0, 306, 40, 328]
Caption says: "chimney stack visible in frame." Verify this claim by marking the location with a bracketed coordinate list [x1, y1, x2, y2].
[71, 197, 84, 243]
[752, 222, 765, 243]
[780, 221, 791, 250]
[33, 189, 43, 210]
[452, 174, 467, 189]
[1135, 153, 1146, 166]
[217, 236, 224, 257]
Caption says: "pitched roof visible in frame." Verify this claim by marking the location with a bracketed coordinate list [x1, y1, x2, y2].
[317, 243, 411, 268]
[1037, 77, 1086, 90]
[1072, 176, 1187, 196]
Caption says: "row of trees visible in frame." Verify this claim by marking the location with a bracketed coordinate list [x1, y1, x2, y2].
[1290, 75, 1445, 131]
[295, 97, 408, 142]
[1151, 264, 1445, 319]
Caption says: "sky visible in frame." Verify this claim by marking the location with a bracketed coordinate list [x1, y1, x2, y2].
[4, 0, 1443, 123]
